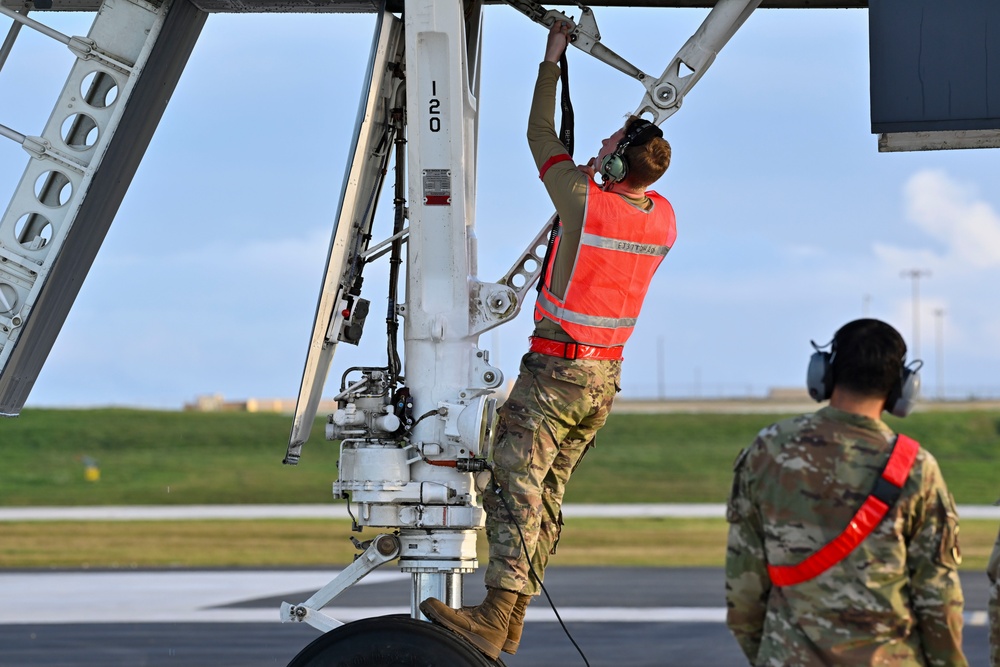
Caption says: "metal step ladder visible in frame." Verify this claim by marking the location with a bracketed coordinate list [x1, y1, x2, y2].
[0, 0, 206, 415]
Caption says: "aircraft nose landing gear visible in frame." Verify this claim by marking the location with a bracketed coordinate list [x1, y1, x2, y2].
[287, 615, 506, 667]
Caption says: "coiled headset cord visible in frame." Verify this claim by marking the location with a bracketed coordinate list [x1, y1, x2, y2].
[487, 464, 591, 667]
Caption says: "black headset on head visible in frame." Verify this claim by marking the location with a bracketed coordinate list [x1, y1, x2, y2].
[599, 118, 663, 185]
[806, 336, 923, 418]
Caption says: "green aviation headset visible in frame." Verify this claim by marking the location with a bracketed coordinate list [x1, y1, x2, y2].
[599, 118, 664, 184]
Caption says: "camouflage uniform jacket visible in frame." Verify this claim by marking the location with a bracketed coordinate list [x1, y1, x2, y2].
[989, 526, 1000, 667]
[726, 406, 966, 666]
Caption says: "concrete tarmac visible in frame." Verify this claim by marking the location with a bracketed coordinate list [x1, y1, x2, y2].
[0, 567, 991, 666]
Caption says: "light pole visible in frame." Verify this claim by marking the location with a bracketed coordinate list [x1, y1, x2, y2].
[934, 308, 945, 400]
[900, 269, 931, 358]
[657, 335, 665, 400]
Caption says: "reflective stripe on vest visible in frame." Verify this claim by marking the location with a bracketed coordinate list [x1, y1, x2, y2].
[534, 181, 676, 347]
[766, 434, 920, 588]
[580, 232, 671, 256]
[536, 293, 638, 330]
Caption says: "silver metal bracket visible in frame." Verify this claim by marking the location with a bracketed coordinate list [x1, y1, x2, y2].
[501, 0, 762, 127]
[502, 1, 648, 83]
[497, 214, 554, 315]
[633, 0, 763, 125]
[469, 280, 518, 336]
[19, 135, 88, 174]
[279, 533, 401, 633]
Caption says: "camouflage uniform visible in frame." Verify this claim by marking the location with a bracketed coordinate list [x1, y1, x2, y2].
[989, 526, 1000, 667]
[484, 352, 619, 594]
[726, 406, 966, 666]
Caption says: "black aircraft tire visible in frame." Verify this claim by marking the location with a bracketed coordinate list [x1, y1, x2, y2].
[286, 614, 505, 667]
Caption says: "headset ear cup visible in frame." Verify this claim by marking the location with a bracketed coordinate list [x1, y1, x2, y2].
[600, 154, 627, 183]
[806, 351, 833, 402]
[886, 366, 921, 417]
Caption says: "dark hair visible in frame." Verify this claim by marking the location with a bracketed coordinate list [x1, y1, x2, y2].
[831, 319, 906, 398]
[622, 115, 671, 188]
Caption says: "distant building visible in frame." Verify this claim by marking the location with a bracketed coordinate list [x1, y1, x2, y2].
[184, 394, 338, 414]
[184, 394, 231, 412]
[184, 389, 1000, 415]
[765, 387, 812, 401]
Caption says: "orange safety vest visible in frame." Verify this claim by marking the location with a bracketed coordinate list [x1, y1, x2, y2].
[767, 434, 920, 587]
[534, 181, 676, 347]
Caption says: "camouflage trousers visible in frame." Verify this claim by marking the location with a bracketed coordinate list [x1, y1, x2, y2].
[484, 351, 621, 595]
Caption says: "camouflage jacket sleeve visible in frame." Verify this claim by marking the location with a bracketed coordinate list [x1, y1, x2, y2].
[526, 61, 588, 308]
[904, 452, 966, 666]
[526, 62, 588, 228]
[725, 444, 769, 664]
[988, 527, 1000, 667]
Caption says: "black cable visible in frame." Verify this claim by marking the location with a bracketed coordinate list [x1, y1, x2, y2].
[536, 217, 561, 295]
[488, 466, 590, 667]
[386, 108, 406, 382]
[345, 498, 360, 532]
[558, 51, 574, 158]
[407, 408, 441, 433]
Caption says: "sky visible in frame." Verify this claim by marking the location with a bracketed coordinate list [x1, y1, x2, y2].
[2, 5, 1000, 409]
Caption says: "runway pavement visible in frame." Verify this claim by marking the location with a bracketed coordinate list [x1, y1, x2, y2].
[0, 567, 992, 666]
[1, 505, 996, 665]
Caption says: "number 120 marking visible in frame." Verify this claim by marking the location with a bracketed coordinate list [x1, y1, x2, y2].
[429, 81, 441, 132]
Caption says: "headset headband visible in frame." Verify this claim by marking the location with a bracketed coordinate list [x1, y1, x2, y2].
[805, 334, 922, 417]
[619, 119, 663, 152]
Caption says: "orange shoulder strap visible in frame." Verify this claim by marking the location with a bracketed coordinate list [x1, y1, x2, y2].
[767, 434, 920, 587]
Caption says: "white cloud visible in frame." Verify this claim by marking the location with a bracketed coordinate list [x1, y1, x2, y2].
[863, 170, 1000, 394]
[902, 169, 1000, 269]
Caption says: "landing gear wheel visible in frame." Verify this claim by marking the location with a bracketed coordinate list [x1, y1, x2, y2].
[287, 615, 506, 667]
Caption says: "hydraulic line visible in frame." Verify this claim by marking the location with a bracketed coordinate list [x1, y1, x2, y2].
[386, 104, 406, 383]
[344, 112, 396, 305]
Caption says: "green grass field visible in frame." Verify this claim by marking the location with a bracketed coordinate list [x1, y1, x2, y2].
[2, 408, 997, 505]
[1, 408, 997, 568]
[3, 518, 996, 570]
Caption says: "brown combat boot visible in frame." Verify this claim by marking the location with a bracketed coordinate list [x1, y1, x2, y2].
[459, 592, 530, 654]
[419, 588, 518, 660]
[502, 593, 531, 654]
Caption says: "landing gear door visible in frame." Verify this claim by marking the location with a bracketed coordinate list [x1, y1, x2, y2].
[285, 8, 404, 464]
